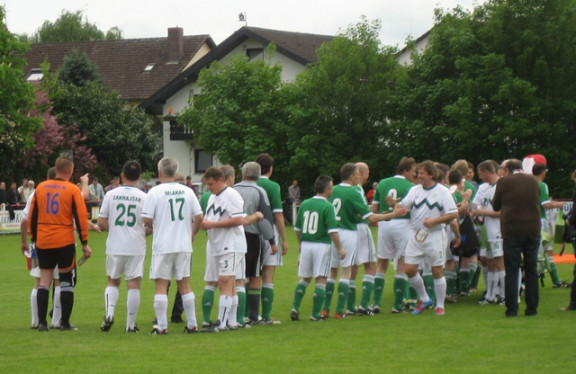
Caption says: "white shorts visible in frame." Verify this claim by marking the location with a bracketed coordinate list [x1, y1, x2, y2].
[540, 218, 552, 252]
[377, 219, 410, 260]
[298, 241, 331, 278]
[149, 252, 191, 281]
[355, 223, 376, 265]
[30, 266, 59, 279]
[262, 226, 283, 267]
[486, 240, 504, 259]
[215, 252, 245, 277]
[405, 229, 446, 268]
[204, 242, 218, 283]
[444, 226, 457, 262]
[235, 256, 246, 280]
[106, 254, 145, 280]
[330, 229, 357, 268]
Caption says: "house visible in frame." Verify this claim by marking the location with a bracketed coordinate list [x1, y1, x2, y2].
[140, 26, 334, 181]
[22, 28, 216, 104]
[396, 29, 431, 66]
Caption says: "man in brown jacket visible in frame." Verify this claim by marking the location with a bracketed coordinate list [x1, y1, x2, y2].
[492, 159, 541, 317]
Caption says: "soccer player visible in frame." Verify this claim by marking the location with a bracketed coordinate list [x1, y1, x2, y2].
[29, 156, 92, 331]
[291, 176, 345, 321]
[233, 162, 277, 324]
[201, 167, 246, 331]
[324, 163, 408, 319]
[532, 163, 568, 288]
[348, 162, 378, 315]
[471, 160, 505, 304]
[98, 161, 148, 333]
[371, 157, 416, 313]
[142, 157, 204, 334]
[400, 161, 460, 316]
[255, 153, 288, 323]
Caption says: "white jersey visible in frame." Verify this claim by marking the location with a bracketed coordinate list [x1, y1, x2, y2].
[205, 187, 247, 256]
[401, 183, 458, 231]
[473, 182, 501, 241]
[99, 185, 147, 255]
[142, 182, 202, 254]
[22, 191, 34, 219]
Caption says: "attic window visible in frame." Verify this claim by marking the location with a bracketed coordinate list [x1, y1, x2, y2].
[26, 69, 44, 81]
[144, 63, 155, 72]
[246, 48, 264, 61]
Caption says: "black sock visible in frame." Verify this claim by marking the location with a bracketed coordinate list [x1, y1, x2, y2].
[37, 287, 49, 325]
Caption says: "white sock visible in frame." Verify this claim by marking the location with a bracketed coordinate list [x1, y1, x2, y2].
[434, 277, 446, 309]
[154, 294, 168, 330]
[486, 272, 496, 301]
[498, 270, 506, 299]
[218, 295, 232, 328]
[408, 274, 429, 302]
[181, 292, 197, 329]
[126, 289, 140, 329]
[229, 295, 239, 327]
[105, 286, 119, 318]
[52, 286, 61, 327]
[30, 288, 38, 327]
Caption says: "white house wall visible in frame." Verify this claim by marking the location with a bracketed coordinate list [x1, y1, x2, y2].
[162, 38, 307, 183]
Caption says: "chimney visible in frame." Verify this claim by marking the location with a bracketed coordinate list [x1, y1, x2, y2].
[167, 27, 184, 61]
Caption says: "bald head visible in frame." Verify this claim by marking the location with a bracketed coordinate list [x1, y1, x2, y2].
[356, 162, 370, 185]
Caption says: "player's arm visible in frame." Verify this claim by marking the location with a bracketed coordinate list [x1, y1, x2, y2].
[423, 211, 459, 228]
[192, 213, 203, 241]
[20, 217, 29, 256]
[202, 216, 243, 229]
[543, 200, 565, 210]
[97, 217, 109, 232]
[80, 173, 90, 200]
[274, 212, 289, 255]
[143, 217, 154, 236]
[243, 211, 264, 226]
[449, 219, 461, 248]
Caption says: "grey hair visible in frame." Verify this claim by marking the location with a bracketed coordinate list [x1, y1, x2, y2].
[242, 161, 261, 180]
[158, 157, 179, 178]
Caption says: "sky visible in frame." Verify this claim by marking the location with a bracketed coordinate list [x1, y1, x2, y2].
[2, 0, 485, 47]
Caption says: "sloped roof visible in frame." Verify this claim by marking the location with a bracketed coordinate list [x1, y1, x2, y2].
[140, 26, 334, 114]
[23, 32, 216, 102]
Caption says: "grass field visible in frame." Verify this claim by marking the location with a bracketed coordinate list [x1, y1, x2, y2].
[1, 227, 575, 374]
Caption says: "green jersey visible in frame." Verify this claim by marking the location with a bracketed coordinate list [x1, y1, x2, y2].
[257, 176, 283, 214]
[200, 190, 211, 214]
[539, 180, 551, 219]
[353, 184, 370, 224]
[295, 196, 338, 244]
[329, 183, 372, 230]
[372, 175, 413, 219]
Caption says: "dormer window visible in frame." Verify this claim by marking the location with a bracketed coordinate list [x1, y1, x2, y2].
[144, 63, 155, 72]
[26, 68, 44, 81]
[246, 48, 264, 61]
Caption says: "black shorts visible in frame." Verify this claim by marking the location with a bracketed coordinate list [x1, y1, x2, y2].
[37, 244, 76, 272]
[244, 232, 262, 278]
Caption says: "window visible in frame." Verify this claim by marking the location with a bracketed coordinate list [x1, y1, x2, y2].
[144, 63, 155, 72]
[26, 69, 44, 81]
[195, 150, 212, 173]
[246, 48, 264, 61]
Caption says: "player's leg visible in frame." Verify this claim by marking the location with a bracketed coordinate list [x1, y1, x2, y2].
[175, 253, 197, 332]
[124, 254, 144, 332]
[57, 245, 77, 330]
[202, 242, 218, 327]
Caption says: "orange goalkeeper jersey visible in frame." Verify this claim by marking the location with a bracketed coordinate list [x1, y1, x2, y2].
[29, 179, 89, 249]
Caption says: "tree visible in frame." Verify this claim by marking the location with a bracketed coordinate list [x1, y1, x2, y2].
[58, 49, 100, 86]
[391, 0, 576, 196]
[0, 7, 43, 179]
[287, 17, 401, 190]
[178, 49, 292, 180]
[51, 81, 161, 179]
[20, 86, 97, 181]
[31, 10, 122, 43]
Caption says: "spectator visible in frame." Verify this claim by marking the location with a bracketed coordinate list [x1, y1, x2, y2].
[88, 177, 105, 202]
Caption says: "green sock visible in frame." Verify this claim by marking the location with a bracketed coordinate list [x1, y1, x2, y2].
[261, 283, 274, 321]
[408, 285, 418, 308]
[323, 279, 335, 312]
[360, 275, 374, 309]
[336, 281, 350, 315]
[292, 280, 308, 311]
[549, 259, 561, 285]
[469, 262, 479, 289]
[201, 286, 215, 324]
[393, 275, 408, 310]
[347, 280, 356, 312]
[236, 287, 246, 325]
[423, 273, 435, 303]
[312, 285, 326, 318]
[372, 273, 385, 308]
